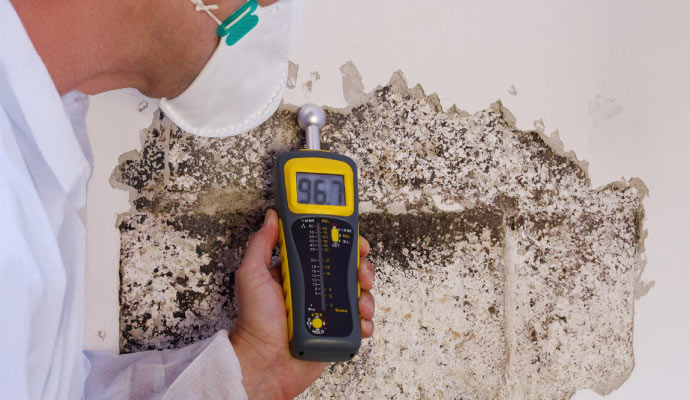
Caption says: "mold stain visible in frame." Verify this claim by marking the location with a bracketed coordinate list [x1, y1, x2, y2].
[589, 94, 623, 127]
[113, 63, 648, 399]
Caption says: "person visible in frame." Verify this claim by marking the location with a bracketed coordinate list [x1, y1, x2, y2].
[0, 0, 377, 398]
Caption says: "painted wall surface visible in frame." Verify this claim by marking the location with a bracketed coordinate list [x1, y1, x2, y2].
[84, 0, 690, 398]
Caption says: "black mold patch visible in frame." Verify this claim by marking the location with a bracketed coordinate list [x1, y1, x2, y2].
[114, 72, 646, 398]
[361, 208, 504, 270]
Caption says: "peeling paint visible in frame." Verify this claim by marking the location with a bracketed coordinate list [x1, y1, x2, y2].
[533, 118, 546, 134]
[299, 69, 321, 95]
[340, 61, 368, 107]
[287, 60, 299, 89]
[113, 67, 647, 399]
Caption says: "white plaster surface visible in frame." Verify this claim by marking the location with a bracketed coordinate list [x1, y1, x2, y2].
[84, 0, 690, 398]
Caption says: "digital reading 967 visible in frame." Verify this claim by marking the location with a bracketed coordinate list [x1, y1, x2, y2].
[296, 173, 345, 206]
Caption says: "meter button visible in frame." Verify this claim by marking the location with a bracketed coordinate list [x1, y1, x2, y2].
[330, 227, 340, 243]
[312, 318, 323, 329]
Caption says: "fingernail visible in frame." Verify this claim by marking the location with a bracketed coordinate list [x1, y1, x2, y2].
[264, 209, 276, 226]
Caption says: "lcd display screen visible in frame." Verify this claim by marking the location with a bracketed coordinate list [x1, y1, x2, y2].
[296, 173, 346, 206]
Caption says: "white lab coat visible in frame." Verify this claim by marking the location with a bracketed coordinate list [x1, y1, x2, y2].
[0, 2, 246, 399]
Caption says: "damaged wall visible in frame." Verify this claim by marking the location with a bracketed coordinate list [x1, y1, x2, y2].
[113, 72, 646, 399]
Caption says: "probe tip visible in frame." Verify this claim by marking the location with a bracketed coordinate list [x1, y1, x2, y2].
[297, 104, 326, 131]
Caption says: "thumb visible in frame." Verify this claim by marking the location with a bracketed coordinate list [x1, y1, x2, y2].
[241, 209, 279, 274]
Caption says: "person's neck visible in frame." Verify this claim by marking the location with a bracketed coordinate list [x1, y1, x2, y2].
[11, 0, 153, 95]
[10, 0, 234, 98]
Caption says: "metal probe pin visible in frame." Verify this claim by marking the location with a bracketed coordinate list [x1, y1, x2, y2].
[297, 104, 326, 150]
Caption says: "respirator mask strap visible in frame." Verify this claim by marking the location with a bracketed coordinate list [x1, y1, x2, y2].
[189, 0, 260, 46]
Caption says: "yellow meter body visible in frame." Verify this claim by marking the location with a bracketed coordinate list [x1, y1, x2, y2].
[274, 122, 361, 362]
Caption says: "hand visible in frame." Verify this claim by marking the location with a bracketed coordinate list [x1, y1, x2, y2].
[230, 209, 376, 399]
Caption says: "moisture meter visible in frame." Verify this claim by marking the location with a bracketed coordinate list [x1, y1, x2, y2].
[274, 104, 361, 362]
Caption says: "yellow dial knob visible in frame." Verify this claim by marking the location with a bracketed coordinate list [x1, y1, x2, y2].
[330, 226, 339, 243]
[312, 318, 323, 329]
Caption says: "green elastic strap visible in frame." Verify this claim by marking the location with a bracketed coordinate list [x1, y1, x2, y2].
[216, 0, 259, 46]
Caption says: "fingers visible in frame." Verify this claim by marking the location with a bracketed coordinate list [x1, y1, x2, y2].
[358, 290, 375, 320]
[360, 318, 375, 338]
[241, 210, 279, 273]
[358, 236, 374, 338]
[358, 235, 374, 290]
[359, 236, 370, 258]
[357, 258, 375, 291]
[360, 291, 375, 338]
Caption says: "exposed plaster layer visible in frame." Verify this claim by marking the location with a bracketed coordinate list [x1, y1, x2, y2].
[504, 184, 642, 398]
[114, 67, 646, 399]
[356, 212, 508, 399]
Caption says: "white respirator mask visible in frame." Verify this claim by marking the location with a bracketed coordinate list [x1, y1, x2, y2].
[159, 0, 291, 137]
